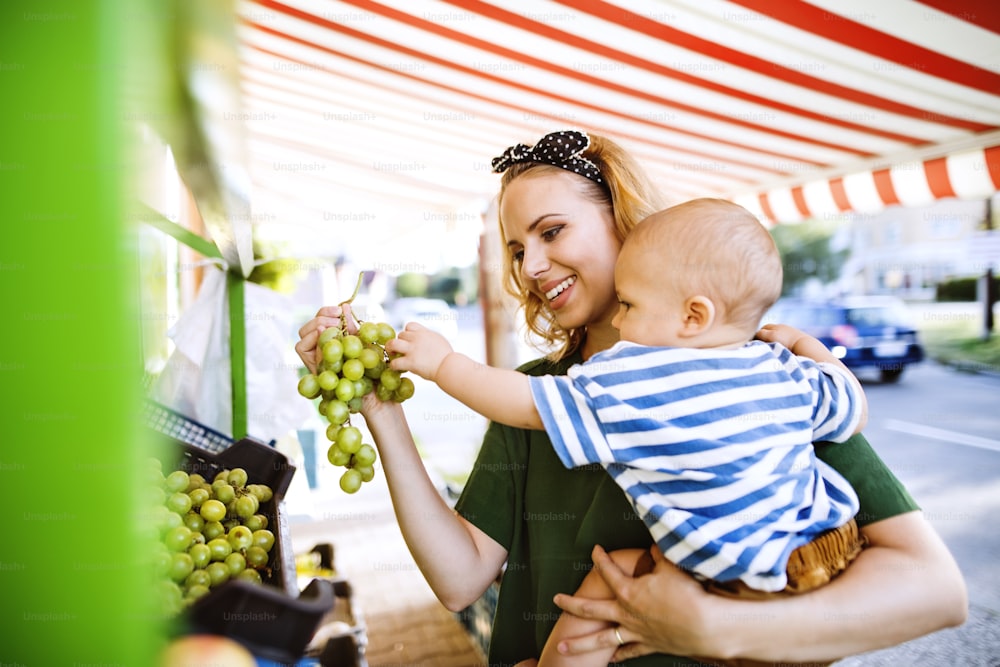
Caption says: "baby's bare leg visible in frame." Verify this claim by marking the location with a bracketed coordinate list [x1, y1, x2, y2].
[538, 548, 651, 667]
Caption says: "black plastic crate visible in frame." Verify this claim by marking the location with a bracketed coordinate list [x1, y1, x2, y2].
[155, 433, 335, 664]
[144, 400, 235, 454]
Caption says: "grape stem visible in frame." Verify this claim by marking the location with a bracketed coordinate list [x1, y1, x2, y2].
[337, 271, 365, 332]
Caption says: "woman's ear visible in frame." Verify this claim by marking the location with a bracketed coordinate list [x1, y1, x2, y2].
[679, 296, 715, 336]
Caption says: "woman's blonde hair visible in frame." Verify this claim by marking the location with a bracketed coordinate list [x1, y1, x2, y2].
[496, 132, 664, 360]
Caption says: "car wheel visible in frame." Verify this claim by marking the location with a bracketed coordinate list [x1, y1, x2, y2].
[879, 367, 904, 384]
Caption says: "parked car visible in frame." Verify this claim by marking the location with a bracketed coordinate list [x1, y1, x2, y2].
[387, 297, 459, 339]
[762, 296, 924, 383]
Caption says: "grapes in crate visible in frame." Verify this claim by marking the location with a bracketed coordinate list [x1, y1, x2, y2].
[296, 274, 414, 494]
[147, 458, 277, 616]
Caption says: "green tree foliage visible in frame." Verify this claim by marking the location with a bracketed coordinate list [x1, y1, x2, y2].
[769, 220, 848, 296]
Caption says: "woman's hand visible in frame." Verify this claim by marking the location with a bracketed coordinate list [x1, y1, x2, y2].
[294, 304, 360, 374]
[552, 545, 717, 661]
[556, 512, 967, 663]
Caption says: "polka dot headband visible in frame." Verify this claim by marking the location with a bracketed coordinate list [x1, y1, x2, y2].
[491, 130, 604, 185]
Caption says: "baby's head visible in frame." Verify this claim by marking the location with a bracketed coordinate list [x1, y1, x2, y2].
[620, 198, 783, 339]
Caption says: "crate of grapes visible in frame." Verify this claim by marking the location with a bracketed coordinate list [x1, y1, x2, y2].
[151, 430, 336, 664]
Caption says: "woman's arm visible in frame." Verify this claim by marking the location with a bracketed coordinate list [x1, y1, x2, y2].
[552, 510, 967, 662]
[296, 308, 508, 611]
[360, 396, 509, 611]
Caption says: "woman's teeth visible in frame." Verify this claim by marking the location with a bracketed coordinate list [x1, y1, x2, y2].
[546, 277, 576, 300]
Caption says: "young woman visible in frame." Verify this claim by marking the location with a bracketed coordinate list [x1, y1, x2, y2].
[294, 130, 967, 665]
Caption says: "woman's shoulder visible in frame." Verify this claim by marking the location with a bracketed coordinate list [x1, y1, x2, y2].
[515, 352, 581, 377]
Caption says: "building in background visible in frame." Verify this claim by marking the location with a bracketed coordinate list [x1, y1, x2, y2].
[839, 195, 998, 300]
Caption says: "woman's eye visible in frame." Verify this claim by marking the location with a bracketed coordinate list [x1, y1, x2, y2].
[541, 225, 563, 241]
[511, 248, 524, 263]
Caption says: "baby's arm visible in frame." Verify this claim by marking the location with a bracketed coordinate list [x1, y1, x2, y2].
[386, 322, 544, 430]
[538, 548, 650, 667]
[756, 323, 868, 433]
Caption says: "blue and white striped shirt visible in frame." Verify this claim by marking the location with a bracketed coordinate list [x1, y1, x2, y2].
[529, 340, 862, 591]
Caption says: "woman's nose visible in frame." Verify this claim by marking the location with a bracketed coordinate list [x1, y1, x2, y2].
[521, 244, 549, 280]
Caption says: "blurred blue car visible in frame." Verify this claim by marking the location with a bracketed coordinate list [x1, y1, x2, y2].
[762, 296, 924, 383]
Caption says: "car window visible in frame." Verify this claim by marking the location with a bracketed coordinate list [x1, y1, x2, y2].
[846, 305, 908, 328]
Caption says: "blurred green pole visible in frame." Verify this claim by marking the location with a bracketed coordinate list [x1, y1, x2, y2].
[1, 1, 160, 664]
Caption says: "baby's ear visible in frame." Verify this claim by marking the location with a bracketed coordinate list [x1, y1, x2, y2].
[680, 296, 715, 335]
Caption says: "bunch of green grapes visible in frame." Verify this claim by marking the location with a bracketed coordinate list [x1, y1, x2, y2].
[296, 318, 414, 494]
[147, 459, 277, 616]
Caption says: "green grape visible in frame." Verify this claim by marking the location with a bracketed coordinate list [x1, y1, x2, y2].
[244, 514, 268, 531]
[327, 444, 350, 467]
[363, 359, 386, 380]
[185, 584, 211, 602]
[185, 568, 212, 590]
[357, 321, 379, 345]
[375, 322, 395, 345]
[324, 399, 349, 425]
[182, 511, 205, 534]
[247, 484, 272, 503]
[188, 487, 210, 508]
[159, 509, 183, 534]
[297, 374, 321, 399]
[164, 470, 190, 493]
[341, 335, 363, 359]
[375, 382, 394, 402]
[394, 376, 416, 401]
[207, 537, 233, 562]
[323, 357, 344, 375]
[341, 358, 364, 381]
[318, 370, 340, 392]
[227, 525, 253, 552]
[225, 552, 247, 576]
[227, 468, 248, 489]
[352, 378, 369, 398]
[202, 520, 225, 541]
[245, 546, 269, 570]
[357, 346, 381, 370]
[188, 543, 212, 569]
[252, 529, 275, 552]
[321, 338, 344, 363]
[237, 568, 262, 584]
[200, 499, 227, 523]
[318, 326, 341, 346]
[164, 525, 194, 552]
[325, 423, 342, 442]
[347, 397, 363, 413]
[234, 494, 258, 519]
[206, 561, 231, 586]
[336, 426, 362, 454]
[211, 481, 236, 505]
[185, 473, 206, 491]
[354, 443, 377, 467]
[166, 492, 193, 515]
[334, 377, 356, 402]
[355, 464, 375, 483]
[339, 468, 363, 494]
[379, 368, 401, 391]
[169, 552, 195, 582]
[153, 548, 173, 577]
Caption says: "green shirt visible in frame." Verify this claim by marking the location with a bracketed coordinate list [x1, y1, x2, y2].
[454, 351, 919, 666]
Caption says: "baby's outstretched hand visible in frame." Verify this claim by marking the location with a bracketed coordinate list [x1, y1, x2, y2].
[755, 322, 810, 351]
[385, 322, 454, 382]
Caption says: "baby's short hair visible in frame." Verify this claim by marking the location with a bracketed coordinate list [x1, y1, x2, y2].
[628, 198, 783, 331]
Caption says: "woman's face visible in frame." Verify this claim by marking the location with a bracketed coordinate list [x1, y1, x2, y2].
[499, 170, 621, 334]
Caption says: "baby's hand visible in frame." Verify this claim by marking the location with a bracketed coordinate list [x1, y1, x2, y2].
[755, 322, 810, 351]
[385, 322, 454, 382]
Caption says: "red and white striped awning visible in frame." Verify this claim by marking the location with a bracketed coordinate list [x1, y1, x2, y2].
[230, 0, 1000, 249]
